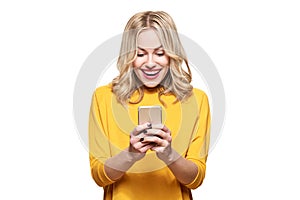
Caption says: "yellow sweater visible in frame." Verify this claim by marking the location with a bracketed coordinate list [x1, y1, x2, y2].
[89, 85, 210, 200]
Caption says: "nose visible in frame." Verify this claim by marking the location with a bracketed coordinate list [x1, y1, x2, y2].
[145, 54, 156, 69]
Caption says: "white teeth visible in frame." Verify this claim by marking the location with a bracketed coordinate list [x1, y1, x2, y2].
[142, 70, 161, 76]
[146, 71, 158, 75]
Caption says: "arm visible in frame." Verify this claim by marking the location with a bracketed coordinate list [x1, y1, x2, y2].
[104, 123, 156, 181]
[144, 92, 211, 188]
[160, 148, 199, 185]
[89, 91, 114, 187]
[89, 92, 155, 185]
[143, 125, 198, 185]
[103, 148, 138, 181]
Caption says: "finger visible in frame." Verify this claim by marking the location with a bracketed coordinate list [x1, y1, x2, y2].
[136, 130, 148, 139]
[146, 129, 171, 141]
[150, 124, 171, 135]
[130, 130, 149, 145]
[139, 143, 156, 153]
[143, 136, 168, 147]
[130, 135, 146, 146]
[131, 140, 156, 153]
[161, 125, 171, 134]
[131, 139, 148, 149]
[150, 146, 160, 151]
[131, 123, 151, 136]
[145, 129, 164, 139]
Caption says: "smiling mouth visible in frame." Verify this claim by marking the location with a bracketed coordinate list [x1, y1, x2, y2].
[142, 69, 161, 76]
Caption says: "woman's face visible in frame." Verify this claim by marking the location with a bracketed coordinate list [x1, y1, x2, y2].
[133, 28, 169, 88]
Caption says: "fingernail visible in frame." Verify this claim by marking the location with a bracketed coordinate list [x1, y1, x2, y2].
[139, 138, 144, 142]
[147, 123, 152, 128]
[142, 130, 147, 134]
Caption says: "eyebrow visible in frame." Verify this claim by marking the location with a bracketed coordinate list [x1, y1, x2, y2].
[137, 45, 163, 51]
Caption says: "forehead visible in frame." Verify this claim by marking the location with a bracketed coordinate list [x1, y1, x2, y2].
[137, 28, 162, 49]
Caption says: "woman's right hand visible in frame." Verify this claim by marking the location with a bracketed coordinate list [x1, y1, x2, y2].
[129, 122, 155, 161]
[104, 123, 155, 179]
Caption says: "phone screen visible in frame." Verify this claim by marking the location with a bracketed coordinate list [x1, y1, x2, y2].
[138, 106, 162, 125]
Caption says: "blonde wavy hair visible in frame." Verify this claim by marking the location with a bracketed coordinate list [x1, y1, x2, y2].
[112, 11, 193, 106]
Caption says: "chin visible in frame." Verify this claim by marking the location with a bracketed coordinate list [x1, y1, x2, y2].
[143, 82, 160, 88]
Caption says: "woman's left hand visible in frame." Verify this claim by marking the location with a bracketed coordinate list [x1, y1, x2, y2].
[142, 124, 178, 164]
[143, 124, 197, 185]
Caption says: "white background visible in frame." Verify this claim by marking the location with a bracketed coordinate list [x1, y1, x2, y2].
[1, 0, 299, 199]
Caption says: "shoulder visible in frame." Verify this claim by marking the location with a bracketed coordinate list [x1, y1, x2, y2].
[192, 88, 208, 99]
[191, 88, 210, 108]
[94, 84, 113, 95]
[93, 84, 113, 101]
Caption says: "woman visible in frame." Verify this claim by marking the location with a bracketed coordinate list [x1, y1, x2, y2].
[89, 11, 210, 200]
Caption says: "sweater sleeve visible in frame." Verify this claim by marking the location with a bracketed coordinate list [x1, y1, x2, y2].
[89, 89, 115, 187]
[184, 91, 211, 189]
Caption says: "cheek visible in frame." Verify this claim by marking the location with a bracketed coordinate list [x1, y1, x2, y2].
[162, 67, 169, 76]
[132, 60, 138, 68]
[158, 57, 169, 66]
[133, 58, 144, 68]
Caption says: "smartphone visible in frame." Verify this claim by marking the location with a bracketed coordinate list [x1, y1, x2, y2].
[138, 106, 162, 125]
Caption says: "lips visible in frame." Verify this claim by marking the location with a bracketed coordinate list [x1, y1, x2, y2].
[141, 69, 161, 79]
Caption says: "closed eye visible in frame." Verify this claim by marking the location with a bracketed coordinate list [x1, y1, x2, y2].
[156, 51, 165, 57]
[156, 53, 164, 57]
[137, 53, 145, 57]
